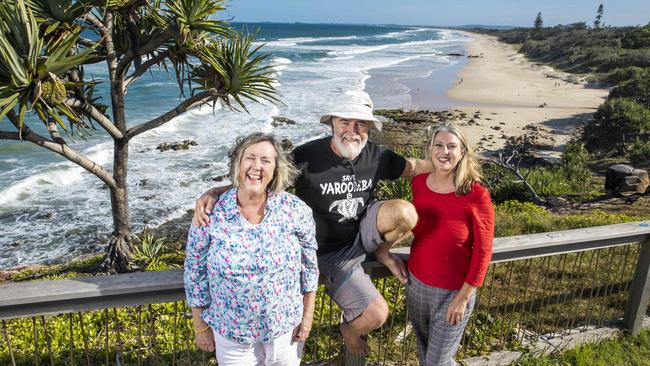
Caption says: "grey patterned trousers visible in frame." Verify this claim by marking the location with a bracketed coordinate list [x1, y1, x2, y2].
[406, 273, 475, 366]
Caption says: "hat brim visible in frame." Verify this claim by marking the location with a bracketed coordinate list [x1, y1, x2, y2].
[320, 112, 382, 131]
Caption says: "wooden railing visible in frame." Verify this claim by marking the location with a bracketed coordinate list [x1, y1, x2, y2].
[1, 221, 649, 365]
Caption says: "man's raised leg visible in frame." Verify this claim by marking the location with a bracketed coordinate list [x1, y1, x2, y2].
[371, 199, 418, 284]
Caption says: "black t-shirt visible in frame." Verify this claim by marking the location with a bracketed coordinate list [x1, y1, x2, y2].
[293, 137, 407, 254]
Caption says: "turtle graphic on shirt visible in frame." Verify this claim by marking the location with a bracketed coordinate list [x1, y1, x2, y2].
[329, 193, 364, 222]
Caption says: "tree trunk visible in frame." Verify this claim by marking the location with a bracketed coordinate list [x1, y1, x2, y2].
[99, 231, 134, 274]
[98, 138, 136, 273]
[98, 36, 135, 274]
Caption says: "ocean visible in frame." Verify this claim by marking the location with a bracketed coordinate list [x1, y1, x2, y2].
[0, 23, 472, 269]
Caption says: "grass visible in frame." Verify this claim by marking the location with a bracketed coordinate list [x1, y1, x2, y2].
[512, 328, 650, 366]
[494, 200, 650, 237]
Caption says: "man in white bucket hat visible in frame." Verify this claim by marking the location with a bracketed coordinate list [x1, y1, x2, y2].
[194, 90, 431, 356]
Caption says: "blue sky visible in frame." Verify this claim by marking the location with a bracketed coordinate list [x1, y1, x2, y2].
[224, 0, 650, 27]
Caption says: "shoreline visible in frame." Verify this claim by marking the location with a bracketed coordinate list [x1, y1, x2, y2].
[397, 31, 609, 153]
[445, 32, 609, 152]
[398, 54, 475, 111]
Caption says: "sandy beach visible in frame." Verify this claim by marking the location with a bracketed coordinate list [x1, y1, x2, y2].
[446, 32, 609, 153]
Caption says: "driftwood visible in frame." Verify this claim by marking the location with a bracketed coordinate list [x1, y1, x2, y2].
[486, 150, 546, 206]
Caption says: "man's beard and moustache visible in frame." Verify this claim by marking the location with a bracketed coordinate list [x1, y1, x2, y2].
[334, 132, 368, 160]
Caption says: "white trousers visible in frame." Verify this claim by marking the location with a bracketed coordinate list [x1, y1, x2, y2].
[213, 329, 304, 366]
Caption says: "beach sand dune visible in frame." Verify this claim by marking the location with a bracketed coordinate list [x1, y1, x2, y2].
[447, 33, 609, 153]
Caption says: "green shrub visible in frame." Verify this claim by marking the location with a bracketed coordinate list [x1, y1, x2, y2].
[494, 201, 648, 237]
[522, 142, 593, 198]
[609, 68, 650, 108]
[132, 231, 171, 271]
[481, 163, 530, 203]
[582, 98, 650, 155]
[621, 25, 650, 49]
[559, 141, 591, 183]
[526, 166, 586, 197]
[615, 48, 650, 69]
[630, 139, 650, 166]
[521, 40, 551, 56]
[5, 256, 102, 283]
[0, 302, 210, 365]
[376, 176, 412, 201]
[582, 46, 620, 69]
[482, 143, 593, 204]
[495, 200, 554, 236]
[603, 66, 647, 85]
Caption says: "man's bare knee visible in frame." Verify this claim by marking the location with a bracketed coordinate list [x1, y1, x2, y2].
[377, 199, 418, 234]
[393, 199, 417, 230]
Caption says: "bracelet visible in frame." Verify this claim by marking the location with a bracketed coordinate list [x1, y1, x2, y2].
[194, 324, 210, 333]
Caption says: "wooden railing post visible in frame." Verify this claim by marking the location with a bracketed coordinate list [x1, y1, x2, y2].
[624, 239, 650, 335]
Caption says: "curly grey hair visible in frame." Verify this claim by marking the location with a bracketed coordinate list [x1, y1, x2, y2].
[228, 133, 298, 194]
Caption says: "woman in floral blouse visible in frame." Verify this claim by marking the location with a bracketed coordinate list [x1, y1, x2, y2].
[184, 133, 319, 365]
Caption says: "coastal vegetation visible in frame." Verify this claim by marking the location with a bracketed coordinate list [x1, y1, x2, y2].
[512, 328, 650, 366]
[0, 0, 279, 273]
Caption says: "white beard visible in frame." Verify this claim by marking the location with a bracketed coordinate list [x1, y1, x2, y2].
[333, 134, 367, 160]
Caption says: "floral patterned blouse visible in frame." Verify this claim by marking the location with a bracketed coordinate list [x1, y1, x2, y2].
[184, 188, 319, 344]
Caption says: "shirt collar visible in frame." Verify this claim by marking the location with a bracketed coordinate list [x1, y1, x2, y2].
[221, 188, 279, 221]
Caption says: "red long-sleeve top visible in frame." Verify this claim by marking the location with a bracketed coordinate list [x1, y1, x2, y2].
[408, 174, 495, 290]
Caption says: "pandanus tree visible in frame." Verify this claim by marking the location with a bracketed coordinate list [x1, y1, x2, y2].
[0, 0, 279, 272]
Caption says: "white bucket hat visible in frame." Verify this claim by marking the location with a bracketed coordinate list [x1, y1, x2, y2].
[320, 90, 382, 131]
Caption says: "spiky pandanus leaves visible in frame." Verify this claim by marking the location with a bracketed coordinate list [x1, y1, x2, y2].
[165, 0, 231, 45]
[191, 34, 280, 112]
[81, 0, 131, 9]
[111, 4, 167, 56]
[25, 0, 90, 38]
[0, 0, 94, 132]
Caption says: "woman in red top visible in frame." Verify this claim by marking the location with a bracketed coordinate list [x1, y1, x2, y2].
[407, 122, 494, 366]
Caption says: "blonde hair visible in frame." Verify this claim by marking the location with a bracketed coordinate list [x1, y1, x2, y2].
[228, 133, 298, 194]
[427, 122, 482, 195]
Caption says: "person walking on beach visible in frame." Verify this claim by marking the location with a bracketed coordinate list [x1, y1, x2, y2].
[194, 91, 432, 356]
[407, 122, 494, 365]
[185, 133, 318, 365]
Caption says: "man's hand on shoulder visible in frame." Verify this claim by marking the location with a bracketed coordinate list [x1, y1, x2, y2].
[193, 186, 230, 226]
[401, 157, 433, 177]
